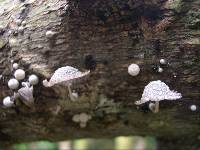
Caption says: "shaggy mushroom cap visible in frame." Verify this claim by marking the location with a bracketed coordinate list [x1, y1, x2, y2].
[43, 66, 90, 87]
[135, 80, 182, 105]
[18, 82, 34, 107]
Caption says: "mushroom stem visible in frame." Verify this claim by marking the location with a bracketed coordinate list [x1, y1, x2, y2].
[154, 101, 159, 113]
[67, 84, 76, 101]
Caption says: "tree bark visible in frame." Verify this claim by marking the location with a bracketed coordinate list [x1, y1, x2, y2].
[0, 0, 200, 148]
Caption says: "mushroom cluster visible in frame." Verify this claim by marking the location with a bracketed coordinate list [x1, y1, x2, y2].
[72, 113, 92, 128]
[2, 63, 39, 108]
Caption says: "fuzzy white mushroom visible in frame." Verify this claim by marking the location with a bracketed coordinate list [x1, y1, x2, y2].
[8, 78, 19, 90]
[3, 96, 14, 108]
[190, 105, 197, 111]
[135, 80, 182, 113]
[13, 63, 19, 70]
[128, 64, 140, 76]
[160, 59, 167, 65]
[18, 82, 34, 107]
[42, 66, 90, 101]
[28, 74, 39, 85]
[158, 67, 163, 73]
[14, 69, 25, 81]
[45, 30, 56, 38]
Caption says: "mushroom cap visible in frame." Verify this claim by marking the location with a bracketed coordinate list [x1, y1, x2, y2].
[18, 84, 34, 107]
[28, 74, 39, 85]
[43, 66, 90, 87]
[8, 78, 19, 90]
[128, 64, 140, 76]
[14, 69, 25, 81]
[3, 96, 14, 107]
[135, 80, 182, 105]
[13, 63, 19, 69]
[160, 59, 167, 65]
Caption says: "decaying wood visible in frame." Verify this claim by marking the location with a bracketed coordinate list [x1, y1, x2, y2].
[0, 0, 200, 148]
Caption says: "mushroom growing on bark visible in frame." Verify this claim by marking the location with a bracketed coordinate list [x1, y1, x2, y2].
[17, 82, 34, 107]
[42, 66, 90, 101]
[135, 80, 182, 113]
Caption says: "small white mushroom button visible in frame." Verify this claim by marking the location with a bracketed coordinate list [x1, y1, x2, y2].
[45, 30, 56, 38]
[3, 96, 14, 108]
[8, 78, 19, 90]
[13, 63, 19, 70]
[160, 59, 167, 65]
[28, 74, 39, 85]
[190, 105, 197, 111]
[128, 64, 140, 76]
[14, 69, 25, 81]
[158, 67, 163, 73]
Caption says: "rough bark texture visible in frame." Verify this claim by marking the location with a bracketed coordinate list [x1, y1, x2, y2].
[0, 0, 200, 149]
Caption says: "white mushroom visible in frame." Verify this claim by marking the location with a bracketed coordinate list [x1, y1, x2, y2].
[8, 78, 19, 90]
[128, 64, 140, 76]
[135, 80, 182, 113]
[14, 69, 25, 81]
[45, 30, 56, 38]
[190, 105, 197, 111]
[3, 96, 14, 108]
[42, 66, 90, 101]
[13, 63, 19, 70]
[158, 67, 163, 73]
[28, 74, 39, 85]
[18, 82, 34, 107]
[160, 59, 167, 65]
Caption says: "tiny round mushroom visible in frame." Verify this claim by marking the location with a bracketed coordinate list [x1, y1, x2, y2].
[72, 114, 80, 123]
[45, 30, 56, 38]
[160, 59, 167, 65]
[28, 74, 39, 85]
[128, 64, 140, 76]
[190, 105, 197, 111]
[13, 63, 19, 70]
[8, 78, 19, 90]
[3, 96, 14, 108]
[158, 67, 163, 73]
[14, 69, 25, 81]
